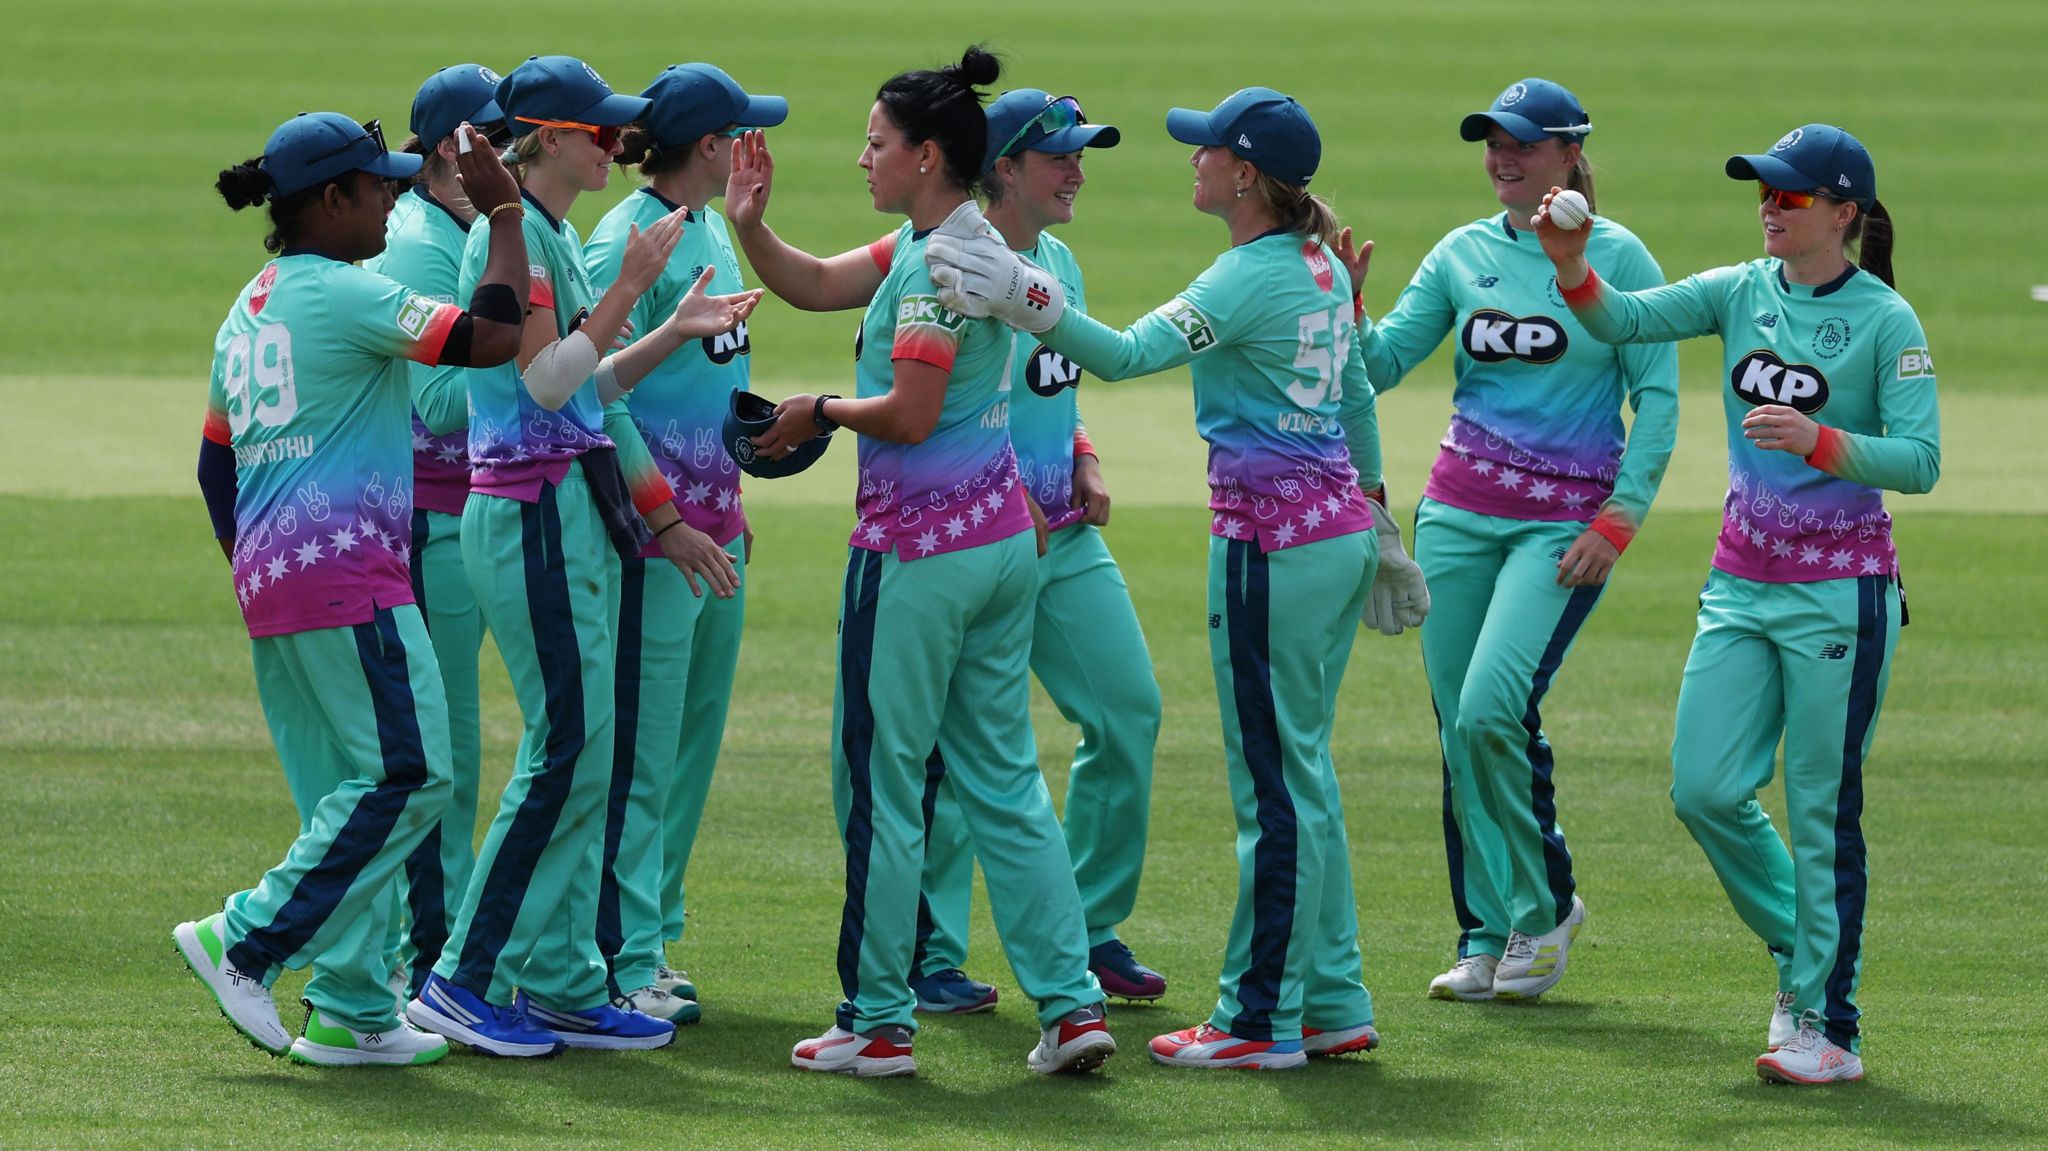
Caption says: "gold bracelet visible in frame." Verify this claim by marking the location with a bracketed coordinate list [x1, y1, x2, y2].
[487, 201, 524, 222]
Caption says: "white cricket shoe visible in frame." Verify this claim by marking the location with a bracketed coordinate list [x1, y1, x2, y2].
[1767, 991, 1798, 1051]
[1493, 896, 1586, 1000]
[1756, 1020, 1863, 1085]
[1428, 954, 1499, 1002]
[655, 965, 698, 1001]
[614, 985, 702, 1026]
[791, 1024, 916, 1077]
[173, 913, 289, 1054]
[289, 1005, 450, 1067]
[1027, 1004, 1116, 1074]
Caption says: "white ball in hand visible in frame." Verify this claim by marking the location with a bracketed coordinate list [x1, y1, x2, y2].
[1547, 189, 1590, 231]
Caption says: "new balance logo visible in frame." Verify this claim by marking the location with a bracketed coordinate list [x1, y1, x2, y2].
[1471, 275, 1500, 288]
[1755, 313, 1778, 328]
[1818, 643, 1848, 660]
[1208, 613, 1222, 629]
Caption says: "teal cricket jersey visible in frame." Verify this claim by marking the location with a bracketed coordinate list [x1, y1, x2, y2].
[459, 190, 612, 501]
[1006, 231, 1091, 532]
[1568, 258, 1940, 581]
[365, 186, 472, 516]
[851, 224, 1032, 559]
[1039, 229, 1381, 550]
[203, 255, 461, 637]
[584, 188, 750, 548]
[1360, 213, 1678, 545]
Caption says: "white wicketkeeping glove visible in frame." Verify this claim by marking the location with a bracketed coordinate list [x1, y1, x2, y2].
[1361, 496, 1431, 636]
[924, 200, 1066, 334]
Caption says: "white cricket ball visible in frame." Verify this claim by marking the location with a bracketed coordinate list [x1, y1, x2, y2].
[1548, 189, 1590, 231]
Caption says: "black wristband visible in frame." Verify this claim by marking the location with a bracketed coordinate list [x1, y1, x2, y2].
[813, 393, 841, 434]
[654, 518, 686, 539]
[467, 282, 522, 326]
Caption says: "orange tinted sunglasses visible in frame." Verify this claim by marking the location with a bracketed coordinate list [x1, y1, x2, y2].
[1758, 183, 1827, 210]
[516, 116, 622, 151]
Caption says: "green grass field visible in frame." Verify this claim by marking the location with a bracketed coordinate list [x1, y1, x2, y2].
[5, 1, 2047, 1147]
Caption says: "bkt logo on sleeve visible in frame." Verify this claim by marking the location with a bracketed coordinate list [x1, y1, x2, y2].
[1731, 349, 1829, 412]
[703, 320, 751, 365]
[1026, 345, 1083, 396]
[898, 294, 966, 331]
[1461, 309, 1568, 364]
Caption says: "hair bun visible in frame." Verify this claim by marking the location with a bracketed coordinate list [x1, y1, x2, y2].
[942, 44, 1001, 91]
[215, 159, 273, 210]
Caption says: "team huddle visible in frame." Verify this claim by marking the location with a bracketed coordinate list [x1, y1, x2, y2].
[174, 45, 1939, 1089]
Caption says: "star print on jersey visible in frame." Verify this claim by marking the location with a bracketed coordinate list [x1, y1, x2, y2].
[1425, 414, 1619, 526]
[1712, 466, 1897, 582]
[684, 481, 711, 505]
[294, 539, 324, 570]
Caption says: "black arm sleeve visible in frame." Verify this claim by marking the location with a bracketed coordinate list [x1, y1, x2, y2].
[197, 436, 238, 540]
[436, 314, 476, 367]
[432, 283, 522, 368]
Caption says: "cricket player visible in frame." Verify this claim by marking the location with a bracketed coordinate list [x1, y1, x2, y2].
[925, 86, 1431, 1070]
[1536, 124, 1939, 1085]
[735, 47, 1115, 1079]
[579, 61, 789, 1026]
[910, 88, 1170, 1015]
[178, 111, 528, 1067]
[1339, 79, 1679, 1003]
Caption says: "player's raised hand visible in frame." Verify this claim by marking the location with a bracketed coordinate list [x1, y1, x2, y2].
[668, 266, 765, 340]
[618, 210, 686, 295]
[1533, 185, 1593, 274]
[726, 130, 775, 229]
[452, 123, 519, 216]
[1333, 226, 1375, 295]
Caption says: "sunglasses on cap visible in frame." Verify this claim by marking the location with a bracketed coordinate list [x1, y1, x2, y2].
[996, 95, 1084, 160]
[1758, 182, 1832, 211]
[308, 118, 388, 165]
[516, 115, 622, 150]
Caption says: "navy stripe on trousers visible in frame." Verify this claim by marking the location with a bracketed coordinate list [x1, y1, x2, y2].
[597, 555, 648, 994]
[911, 748, 948, 978]
[1521, 583, 1602, 929]
[450, 484, 589, 996]
[229, 607, 432, 978]
[834, 549, 886, 1025]
[402, 506, 446, 988]
[1430, 697, 1484, 956]
[1224, 539, 1296, 1041]
[1824, 574, 1885, 1049]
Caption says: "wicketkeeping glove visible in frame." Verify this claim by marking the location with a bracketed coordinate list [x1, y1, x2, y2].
[924, 200, 1066, 334]
[1361, 496, 1431, 636]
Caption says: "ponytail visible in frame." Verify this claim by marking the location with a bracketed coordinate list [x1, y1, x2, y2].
[1249, 171, 1341, 244]
[1565, 149, 1597, 214]
[876, 45, 1002, 192]
[1847, 198, 1895, 289]
[215, 157, 272, 211]
[616, 122, 689, 178]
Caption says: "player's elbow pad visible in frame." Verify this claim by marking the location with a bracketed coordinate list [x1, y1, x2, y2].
[521, 330, 599, 411]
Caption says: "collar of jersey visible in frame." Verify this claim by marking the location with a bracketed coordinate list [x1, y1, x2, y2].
[1238, 225, 1294, 248]
[276, 245, 348, 263]
[415, 186, 472, 233]
[638, 186, 697, 223]
[521, 188, 564, 234]
[1776, 262, 1857, 299]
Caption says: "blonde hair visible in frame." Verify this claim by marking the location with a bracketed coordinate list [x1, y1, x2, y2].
[1564, 145, 1597, 213]
[1249, 171, 1340, 243]
[504, 131, 545, 183]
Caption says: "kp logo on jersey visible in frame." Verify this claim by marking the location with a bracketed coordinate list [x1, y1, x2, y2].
[1026, 345, 1083, 396]
[1462, 310, 1568, 364]
[1731, 349, 1829, 412]
[703, 320, 751, 365]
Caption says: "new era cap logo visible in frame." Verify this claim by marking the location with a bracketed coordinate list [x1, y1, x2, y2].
[1774, 128, 1803, 151]
[1838, 175, 1852, 188]
[1237, 133, 1253, 148]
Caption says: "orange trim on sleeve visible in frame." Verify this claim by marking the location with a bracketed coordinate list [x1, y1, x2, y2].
[411, 303, 463, 366]
[527, 265, 555, 311]
[1805, 424, 1850, 475]
[202, 408, 233, 445]
[868, 232, 899, 274]
[1587, 505, 1637, 552]
[1072, 426, 1096, 460]
[1560, 266, 1602, 307]
[1352, 290, 1365, 326]
[630, 470, 675, 515]
[891, 327, 959, 373]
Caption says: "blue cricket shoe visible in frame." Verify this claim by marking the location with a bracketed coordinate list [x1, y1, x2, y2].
[911, 968, 999, 1014]
[406, 973, 564, 1058]
[516, 990, 677, 1050]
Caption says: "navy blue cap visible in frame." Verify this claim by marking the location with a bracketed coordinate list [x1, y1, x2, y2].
[1460, 79, 1592, 144]
[640, 63, 788, 148]
[1727, 124, 1876, 209]
[981, 89, 1120, 173]
[411, 64, 504, 147]
[722, 390, 832, 478]
[261, 112, 419, 199]
[497, 56, 649, 137]
[1166, 87, 1319, 186]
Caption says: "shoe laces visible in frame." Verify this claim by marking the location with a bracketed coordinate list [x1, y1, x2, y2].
[1454, 955, 1494, 976]
[657, 965, 689, 981]
[1773, 991, 1797, 1013]
[1502, 932, 1538, 964]
[1778, 1009, 1831, 1054]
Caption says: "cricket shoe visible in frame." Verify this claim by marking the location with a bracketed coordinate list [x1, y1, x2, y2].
[912, 968, 998, 1014]
[614, 985, 701, 1027]
[1493, 896, 1586, 1000]
[1767, 991, 1798, 1051]
[289, 1003, 450, 1067]
[1028, 1004, 1117, 1074]
[1148, 1024, 1305, 1071]
[1756, 1020, 1863, 1085]
[406, 973, 563, 1058]
[1302, 1023, 1380, 1057]
[173, 913, 289, 1055]
[1427, 953, 1499, 1002]
[517, 992, 676, 1051]
[1089, 940, 1168, 1001]
[791, 1024, 916, 1077]
[655, 965, 698, 1002]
